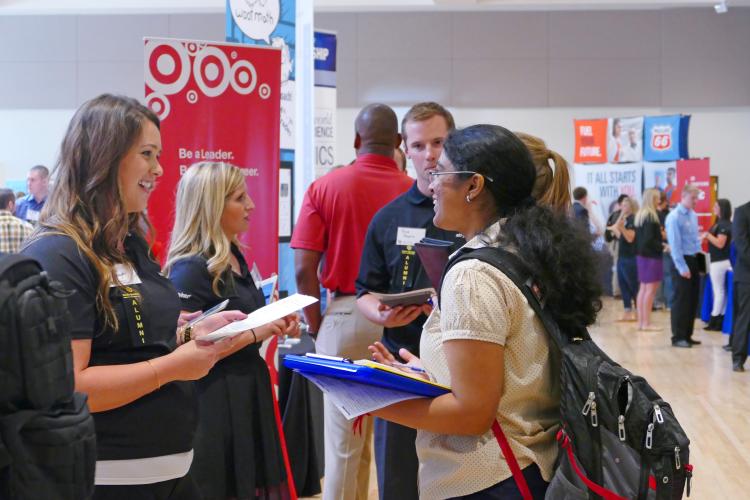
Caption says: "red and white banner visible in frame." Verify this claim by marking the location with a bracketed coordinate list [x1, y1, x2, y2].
[676, 158, 711, 232]
[144, 38, 281, 274]
[574, 119, 608, 164]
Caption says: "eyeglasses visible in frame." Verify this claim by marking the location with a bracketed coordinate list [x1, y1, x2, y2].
[428, 170, 494, 183]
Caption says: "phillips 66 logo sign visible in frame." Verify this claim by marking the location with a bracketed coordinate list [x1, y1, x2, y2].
[651, 125, 672, 151]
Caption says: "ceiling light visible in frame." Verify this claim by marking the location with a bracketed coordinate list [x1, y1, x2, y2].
[714, 1, 728, 14]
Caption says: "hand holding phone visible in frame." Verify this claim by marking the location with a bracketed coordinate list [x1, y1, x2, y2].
[187, 299, 230, 328]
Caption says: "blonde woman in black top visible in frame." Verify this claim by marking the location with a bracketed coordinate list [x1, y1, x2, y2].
[166, 162, 299, 499]
[635, 189, 664, 332]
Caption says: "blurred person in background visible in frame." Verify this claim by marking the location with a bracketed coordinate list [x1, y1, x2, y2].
[635, 189, 664, 331]
[703, 199, 733, 331]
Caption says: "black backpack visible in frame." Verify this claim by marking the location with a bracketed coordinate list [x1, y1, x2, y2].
[0, 254, 96, 499]
[444, 247, 692, 500]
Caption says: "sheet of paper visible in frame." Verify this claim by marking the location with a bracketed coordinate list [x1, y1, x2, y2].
[201, 293, 317, 342]
[302, 373, 426, 420]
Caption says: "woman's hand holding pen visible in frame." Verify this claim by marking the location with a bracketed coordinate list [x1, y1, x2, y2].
[177, 310, 201, 327]
[368, 341, 429, 381]
[161, 310, 247, 381]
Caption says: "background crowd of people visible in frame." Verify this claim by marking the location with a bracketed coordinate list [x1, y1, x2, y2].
[1, 92, 749, 499]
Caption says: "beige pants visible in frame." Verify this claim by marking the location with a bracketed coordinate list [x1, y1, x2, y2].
[316, 295, 383, 500]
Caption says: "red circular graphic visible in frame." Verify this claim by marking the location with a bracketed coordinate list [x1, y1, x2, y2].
[258, 83, 271, 100]
[149, 45, 182, 86]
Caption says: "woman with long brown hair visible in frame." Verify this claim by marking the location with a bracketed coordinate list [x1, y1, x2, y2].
[22, 94, 261, 499]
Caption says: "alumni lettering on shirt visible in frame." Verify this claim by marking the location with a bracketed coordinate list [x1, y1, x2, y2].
[121, 287, 146, 344]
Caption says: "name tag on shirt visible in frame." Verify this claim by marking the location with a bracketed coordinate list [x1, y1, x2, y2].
[250, 262, 263, 288]
[396, 227, 426, 247]
[25, 209, 40, 222]
[111, 264, 142, 287]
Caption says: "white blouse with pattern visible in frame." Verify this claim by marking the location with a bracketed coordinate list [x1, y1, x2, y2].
[416, 220, 560, 499]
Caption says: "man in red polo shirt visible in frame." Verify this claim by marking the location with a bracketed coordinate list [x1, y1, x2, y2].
[292, 103, 412, 500]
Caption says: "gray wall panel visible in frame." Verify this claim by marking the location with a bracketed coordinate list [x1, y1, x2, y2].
[549, 11, 661, 59]
[356, 13, 452, 61]
[661, 57, 750, 107]
[549, 58, 661, 107]
[0, 17, 77, 62]
[451, 12, 548, 59]
[662, 9, 750, 59]
[335, 57, 358, 107]
[167, 13, 226, 43]
[357, 58, 451, 105]
[0, 62, 77, 108]
[77, 61, 144, 104]
[2, 9, 750, 110]
[77, 15, 169, 62]
[452, 58, 548, 107]
[315, 13, 357, 62]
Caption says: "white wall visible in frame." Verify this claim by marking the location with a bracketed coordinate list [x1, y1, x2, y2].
[0, 110, 74, 189]
[334, 106, 750, 208]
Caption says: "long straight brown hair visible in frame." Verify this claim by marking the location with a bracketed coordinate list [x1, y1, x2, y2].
[26, 94, 160, 331]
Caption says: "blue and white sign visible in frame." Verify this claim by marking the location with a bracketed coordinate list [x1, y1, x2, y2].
[643, 114, 690, 162]
[227, 0, 296, 150]
[314, 30, 337, 178]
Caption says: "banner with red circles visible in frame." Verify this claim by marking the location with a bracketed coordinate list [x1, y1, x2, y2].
[144, 37, 281, 275]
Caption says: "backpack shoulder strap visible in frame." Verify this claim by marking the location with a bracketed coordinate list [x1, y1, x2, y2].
[441, 246, 569, 349]
[0, 254, 41, 280]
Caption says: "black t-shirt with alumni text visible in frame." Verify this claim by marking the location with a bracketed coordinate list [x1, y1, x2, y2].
[22, 233, 195, 461]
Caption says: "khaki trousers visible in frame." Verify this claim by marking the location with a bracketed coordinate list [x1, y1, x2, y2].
[316, 295, 382, 500]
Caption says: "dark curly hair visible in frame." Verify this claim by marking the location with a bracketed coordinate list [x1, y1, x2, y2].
[443, 124, 603, 332]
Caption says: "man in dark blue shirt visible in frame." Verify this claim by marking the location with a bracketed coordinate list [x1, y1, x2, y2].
[572, 186, 590, 224]
[731, 200, 750, 371]
[15, 165, 49, 225]
[356, 102, 463, 500]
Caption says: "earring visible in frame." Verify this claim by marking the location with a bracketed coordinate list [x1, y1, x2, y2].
[465, 195, 472, 204]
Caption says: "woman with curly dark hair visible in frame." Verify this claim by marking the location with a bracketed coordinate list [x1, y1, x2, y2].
[369, 124, 602, 498]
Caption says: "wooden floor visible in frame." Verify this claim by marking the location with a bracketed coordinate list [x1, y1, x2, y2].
[304, 298, 750, 499]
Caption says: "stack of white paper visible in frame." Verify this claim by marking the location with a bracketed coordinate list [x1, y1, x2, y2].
[303, 373, 425, 420]
[201, 293, 317, 342]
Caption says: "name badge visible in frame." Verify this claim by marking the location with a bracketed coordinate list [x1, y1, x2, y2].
[25, 209, 40, 222]
[250, 262, 263, 288]
[396, 227, 426, 246]
[111, 263, 142, 287]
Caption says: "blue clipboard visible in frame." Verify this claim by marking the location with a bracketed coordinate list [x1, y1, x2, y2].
[283, 354, 450, 398]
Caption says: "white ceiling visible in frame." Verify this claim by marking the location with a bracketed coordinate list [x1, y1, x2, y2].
[0, 0, 747, 15]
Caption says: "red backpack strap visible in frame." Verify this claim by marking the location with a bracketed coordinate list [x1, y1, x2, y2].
[492, 420, 533, 500]
[557, 430, 628, 500]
